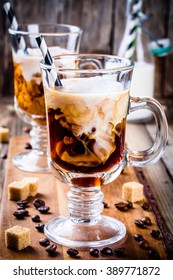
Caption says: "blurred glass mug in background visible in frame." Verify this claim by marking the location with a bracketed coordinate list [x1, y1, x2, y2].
[40, 54, 168, 247]
[9, 24, 82, 172]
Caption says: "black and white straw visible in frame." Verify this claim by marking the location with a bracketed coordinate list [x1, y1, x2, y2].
[3, 1, 28, 53]
[124, 0, 142, 59]
[36, 35, 62, 87]
[118, 0, 142, 60]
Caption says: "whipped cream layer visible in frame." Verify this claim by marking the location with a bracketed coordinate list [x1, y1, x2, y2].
[46, 76, 129, 164]
[13, 47, 71, 82]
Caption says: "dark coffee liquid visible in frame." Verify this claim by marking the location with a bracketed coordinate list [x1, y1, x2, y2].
[48, 108, 126, 174]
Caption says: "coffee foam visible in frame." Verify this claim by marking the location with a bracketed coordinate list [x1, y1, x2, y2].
[13, 47, 71, 82]
[45, 77, 129, 163]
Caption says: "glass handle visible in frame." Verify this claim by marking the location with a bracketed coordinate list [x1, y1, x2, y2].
[126, 96, 168, 167]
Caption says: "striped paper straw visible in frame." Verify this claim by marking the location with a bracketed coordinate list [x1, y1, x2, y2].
[3, 1, 28, 53]
[36, 35, 62, 87]
[123, 0, 142, 60]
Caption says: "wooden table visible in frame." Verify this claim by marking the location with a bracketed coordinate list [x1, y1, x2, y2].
[0, 98, 173, 260]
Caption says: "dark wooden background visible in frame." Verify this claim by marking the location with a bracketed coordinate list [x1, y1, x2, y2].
[0, 0, 173, 109]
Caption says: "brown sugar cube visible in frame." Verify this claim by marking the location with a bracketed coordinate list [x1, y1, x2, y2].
[21, 177, 39, 196]
[7, 181, 29, 200]
[0, 127, 9, 142]
[122, 181, 144, 202]
[5, 225, 31, 250]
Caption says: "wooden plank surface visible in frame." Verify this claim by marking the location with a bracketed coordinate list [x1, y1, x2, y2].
[0, 135, 171, 260]
[126, 122, 173, 236]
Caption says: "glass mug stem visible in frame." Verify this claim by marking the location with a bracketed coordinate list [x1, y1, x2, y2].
[127, 96, 168, 167]
[30, 125, 47, 153]
[67, 186, 104, 221]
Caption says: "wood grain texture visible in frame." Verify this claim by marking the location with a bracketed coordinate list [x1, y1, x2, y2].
[0, 135, 170, 260]
[126, 123, 173, 236]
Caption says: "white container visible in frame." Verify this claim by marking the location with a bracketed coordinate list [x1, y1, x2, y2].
[127, 61, 155, 122]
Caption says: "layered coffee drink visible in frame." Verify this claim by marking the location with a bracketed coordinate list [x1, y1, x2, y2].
[13, 47, 70, 126]
[45, 76, 129, 175]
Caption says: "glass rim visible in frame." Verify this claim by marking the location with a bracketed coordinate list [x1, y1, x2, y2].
[8, 23, 83, 36]
[40, 54, 134, 73]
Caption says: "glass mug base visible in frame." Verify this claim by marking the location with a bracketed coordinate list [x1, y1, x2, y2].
[13, 150, 50, 172]
[44, 215, 126, 248]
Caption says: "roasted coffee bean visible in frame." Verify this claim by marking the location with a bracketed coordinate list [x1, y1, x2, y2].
[89, 248, 99, 257]
[32, 214, 41, 222]
[134, 219, 146, 229]
[103, 201, 109, 208]
[46, 244, 57, 255]
[17, 205, 25, 210]
[100, 247, 113, 255]
[139, 240, 150, 250]
[141, 202, 150, 211]
[141, 216, 152, 226]
[39, 238, 50, 247]
[134, 234, 144, 242]
[17, 200, 29, 207]
[18, 209, 29, 216]
[114, 248, 125, 256]
[37, 205, 50, 214]
[33, 198, 45, 209]
[114, 202, 127, 211]
[25, 143, 32, 149]
[13, 210, 25, 219]
[126, 201, 133, 209]
[35, 224, 45, 232]
[147, 248, 160, 259]
[67, 248, 79, 258]
[150, 229, 160, 239]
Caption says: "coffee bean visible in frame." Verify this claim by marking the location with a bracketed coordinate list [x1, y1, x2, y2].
[67, 248, 79, 258]
[17, 200, 29, 207]
[139, 240, 150, 250]
[46, 244, 57, 255]
[25, 143, 32, 149]
[39, 238, 50, 247]
[18, 209, 29, 216]
[37, 205, 50, 214]
[126, 201, 133, 209]
[100, 247, 113, 255]
[13, 211, 25, 219]
[114, 202, 127, 211]
[17, 205, 25, 210]
[32, 215, 41, 222]
[147, 248, 160, 259]
[141, 216, 152, 226]
[150, 229, 160, 239]
[33, 199, 45, 209]
[89, 248, 99, 257]
[134, 234, 144, 242]
[35, 224, 45, 232]
[114, 248, 125, 256]
[103, 201, 109, 208]
[134, 219, 146, 229]
[141, 202, 150, 211]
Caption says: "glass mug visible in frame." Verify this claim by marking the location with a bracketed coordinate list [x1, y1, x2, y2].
[8, 24, 82, 172]
[40, 54, 168, 247]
